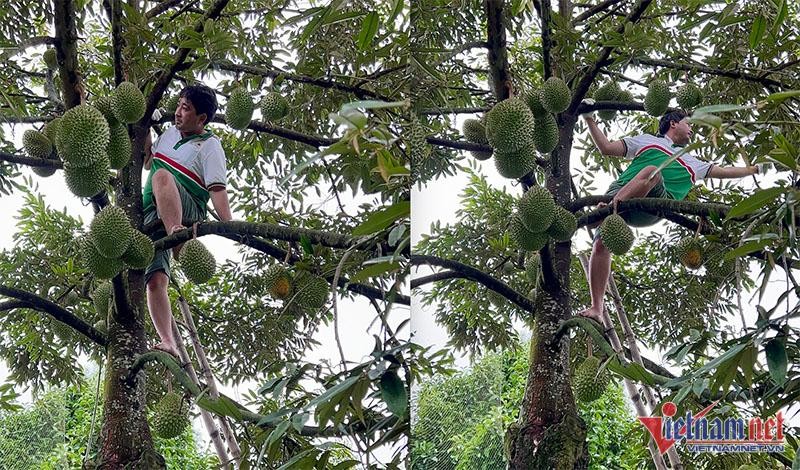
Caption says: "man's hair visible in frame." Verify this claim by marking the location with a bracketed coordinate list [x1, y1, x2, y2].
[179, 84, 217, 125]
[658, 110, 688, 137]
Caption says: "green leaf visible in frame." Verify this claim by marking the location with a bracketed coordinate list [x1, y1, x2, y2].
[765, 337, 788, 386]
[773, 0, 787, 35]
[688, 112, 723, 128]
[341, 99, 408, 111]
[379, 370, 407, 417]
[606, 360, 656, 386]
[696, 343, 747, 374]
[764, 90, 800, 103]
[352, 201, 410, 236]
[307, 375, 361, 409]
[724, 239, 774, 260]
[692, 104, 751, 114]
[331, 461, 360, 470]
[726, 187, 785, 219]
[357, 11, 379, 51]
[793, 444, 800, 470]
[350, 261, 400, 282]
[300, 235, 313, 255]
[197, 395, 243, 421]
[749, 15, 766, 49]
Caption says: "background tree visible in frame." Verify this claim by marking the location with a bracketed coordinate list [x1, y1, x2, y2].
[412, 0, 799, 468]
[0, 0, 416, 467]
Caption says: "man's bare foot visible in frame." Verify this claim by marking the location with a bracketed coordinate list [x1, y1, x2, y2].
[578, 308, 605, 325]
[167, 224, 186, 259]
[152, 341, 180, 360]
[589, 201, 609, 229]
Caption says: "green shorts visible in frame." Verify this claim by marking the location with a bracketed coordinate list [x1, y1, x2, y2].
[143, 183, 206, 284]
[594, 179, 673, 241]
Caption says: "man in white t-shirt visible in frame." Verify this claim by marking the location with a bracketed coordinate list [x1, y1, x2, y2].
[143, 84, 232, 358]
[578, 108, 766, 325]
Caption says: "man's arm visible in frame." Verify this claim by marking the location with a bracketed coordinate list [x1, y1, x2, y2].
[209, 187, 233, 221]
[707, 165, 758, 179]
[583, 115, 626, 157]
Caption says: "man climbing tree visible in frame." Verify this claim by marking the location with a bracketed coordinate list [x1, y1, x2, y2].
[578, 108, 770, 325]
[143, 83, 232, 359]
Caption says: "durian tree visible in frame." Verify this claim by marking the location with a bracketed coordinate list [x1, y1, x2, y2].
[0, 0, 415, 467]
[413, 0, 799, 468]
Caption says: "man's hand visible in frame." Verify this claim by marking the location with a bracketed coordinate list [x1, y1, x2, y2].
[580, 98, 595, 119]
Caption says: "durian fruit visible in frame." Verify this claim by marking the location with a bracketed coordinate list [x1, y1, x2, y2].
[82, 236, 124, 280]
[226, 87, 254, 130]
[264, 264, 293, 300]
[675, 237, 704, 270]
[94, 96, 118, 126]
[546, 205, 578, 242]
[539, 77, 571, 114]
[63, 157, 110, 198]
[43, 48, 57, 70]
[90, 205, 133, 259]
[179, 239, 216, 284]
[92, 320, 107, 335]
[406, 115, 430, 164]
[518, 186, 556, 233]
[532, 113, 559, 154]
[704, 245, 735, 280]
[573, 356, 610, 402]
[617, 90, 634, 103]
[523, 89, 549, 119]
[485, 98, 535, 153]
[524, 254, 541, 282]
[644, 80, 671, 116]
[151, 392, 191, 439]
[292, 271, 329, 310]
[56, 104, 110, 168]
[462, 118, 492, 160]
[23, 129, 53, 159]
[107, 123, 132, 169]
[593, 81, 621, 121]
[42, 117, 61, 146]
[527, 287, 537, 299]
[122, 230, 155, 269]
[93, 282, 112, 318]
[494, 144, 537, 179]
[260, 92, 289, 121]
[112, 81, 146, 124]
[510, 215, 549, 251]
[599, 214, 634, 255]
[676, 83, 702, 110]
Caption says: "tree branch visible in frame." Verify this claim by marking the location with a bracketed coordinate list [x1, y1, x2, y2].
[0, 285, 107, 347]
[567, 0, 655, 114]
[110, 0, 125, 86]
[576, 100, 645, 113]
[411, 254, 535, 312]
[0, 151, 63, 169]
[53, 0, 82, 109]
[631, 57, 788, 89]
[145, 0, 185, 18]
[410, 270, 463, 289]
[418, 106, 490, 115]
[213, 115, 337, 148]
[540, 0, 553, 80]
[485, 0, 511, 100]
[0, 115, 54, 124]
[213, 62, 389, 101]
[572, 0, 624, 23]
[575, 197, 730, 227]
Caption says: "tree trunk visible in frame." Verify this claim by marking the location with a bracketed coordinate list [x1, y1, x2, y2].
[508, 116, 591, 469]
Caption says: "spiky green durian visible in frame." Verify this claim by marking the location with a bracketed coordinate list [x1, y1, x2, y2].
[92, 320, 107, 335]
[594, 81, 622, 121]
[63, 157, 109, 198]
[293, 271, 329, 310]
[539, 77, 571, 114]
[462, 119, 488, 144]
[43, 48, 57, 69]
[264, 264, 293, 300]
[90, 205, 133, 259]
[23, 129, 53, 159]
[599, 214, 634, 255]
[56, 104, 110, 168]
[112, 81, 146, 124]
[94, 96, 118, 126]
[260, 92, 289, 121]
[226, 87, 254, 130]
[493, 144, 537, 179]
[523, 89, 549, 119]
[510, 215, 549, 251]
[525, 254, 541, 282]
[546, 205, 578, 242]
[107, 123, 131, 170]
[704, 245, 735, 280]
[675, 237, 704, 270]
[406, 115, 430, 164]
[151, 392, 190, 439]
[644, 80, 671, 116]
[121, 230, 155, 269]
[179, 239, 216, 284]
[42, 117, 61, 146]
[532, 113, 559, 154]
[574, 356, 610, 403]
[81, 236, 124, 280]
[676, 83, 702, 110]
[93, 282, 112, 318]
[485, 98, 536, 153]
[518, 186, 556, 233]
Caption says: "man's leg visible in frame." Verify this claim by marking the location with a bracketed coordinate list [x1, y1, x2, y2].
[145, 271, 180, 357]
[151, 169, 186, 256]
[579, 166, 663, 323]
